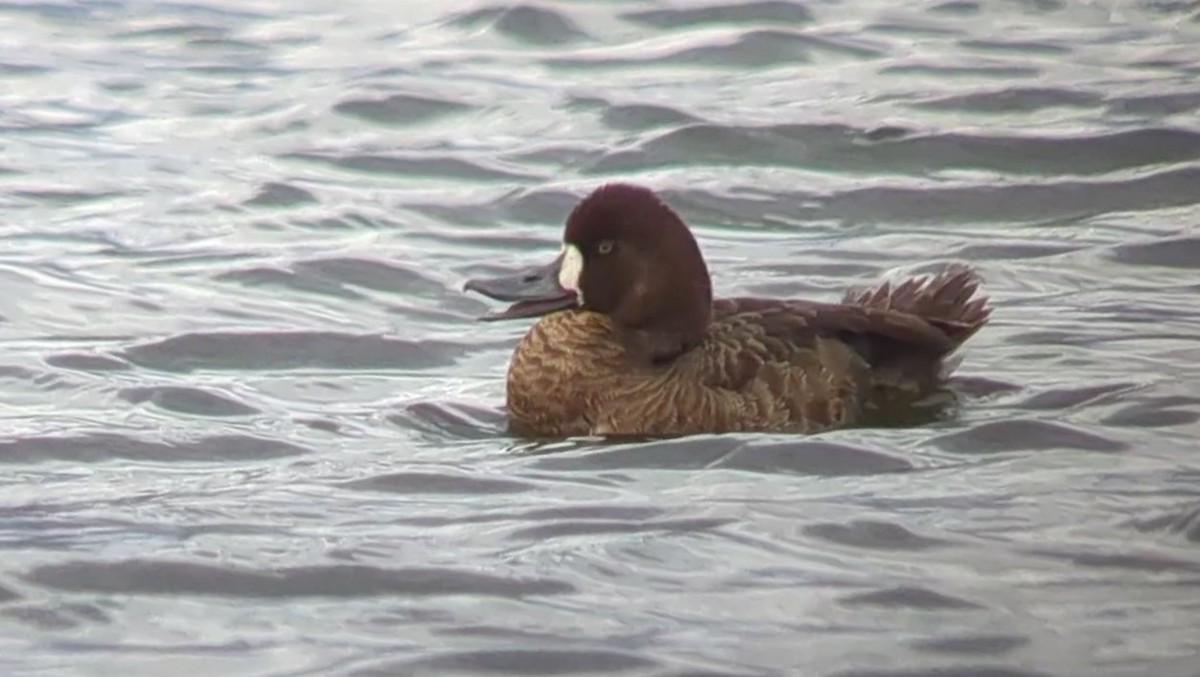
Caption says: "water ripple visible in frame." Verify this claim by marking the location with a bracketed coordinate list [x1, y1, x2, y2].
[621, 1, 815, 28]
[25, 560, 575, 598]
[332, 93, 472, 126]
[0, 432, 308, 463]
[118, 331, 474, 372]
[118, 385, 260, 417]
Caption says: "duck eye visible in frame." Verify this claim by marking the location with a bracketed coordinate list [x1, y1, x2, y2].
[597, 240, 615, 255]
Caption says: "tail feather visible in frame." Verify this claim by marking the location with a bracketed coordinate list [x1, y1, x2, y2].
[843, 264, 992, 415]
[844, 263, 992, 349]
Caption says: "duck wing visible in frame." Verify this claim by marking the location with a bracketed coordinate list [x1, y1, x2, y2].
[696, 265, 991, 394]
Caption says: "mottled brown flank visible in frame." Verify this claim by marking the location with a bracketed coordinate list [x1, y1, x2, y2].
[504, 266, 991, 438]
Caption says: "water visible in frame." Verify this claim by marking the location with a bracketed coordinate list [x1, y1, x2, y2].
[2, 0, 1199, 674]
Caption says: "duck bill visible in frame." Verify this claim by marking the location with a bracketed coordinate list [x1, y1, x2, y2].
[463, 253, 578, 321]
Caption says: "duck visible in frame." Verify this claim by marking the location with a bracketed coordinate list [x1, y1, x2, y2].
[464, 183, 991, 438]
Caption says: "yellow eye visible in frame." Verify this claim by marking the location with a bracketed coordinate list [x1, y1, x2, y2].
[597, 240, 615, 255]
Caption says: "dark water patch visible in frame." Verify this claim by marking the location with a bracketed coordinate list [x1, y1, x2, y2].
[0, 581, 18, 603]
[277, 210, 388, 230]
[370, 648, 657, 676]
[297, 416, 342, 433]
[1107, 236, 1200, 269]
[584, 123, 808, 173]
[1102, 400, 1200, 428]
[1130, 505, 1200, 543]
[0, 432, 308, 464]
[951, 240, 1081, 260]
[949, 376, 1024, 401]
[383, 300, 479, 325]
[1109, 296, 1200, 321]
[505, 143, 604, 167]
[491, 187, 594, 224]
[1107, 92, 1200, 117]
[119, 331, 472, 372]
[929, 1, 981, 15]
[114, 22, 227, 40]
[1008, 0, 1065, 11]
[520, 437, 740, 472]
[650, 185, 837, 230]
[588, 123, 1200, 178]
[0, 62, 52, 76]
[866, 20, 962, 38]
[549, 30, 821, 69]
[215, 266, 366, 300]
[601, 104, 698, 131]
[119, 386, 259, 417]
[0, 3, 101, 22]
[333, 93, 471, 126]
[284, 152, 539, 182]
[0, 601, 109, 631]
[12, 189, 121, 205]
[1015, 382, 1136, 410]
[403, 505, 669, 529]
[508, 516, 730, 543]
[2, 606, 82, 630]
[912, 87, 1101, 113]
[1026, 548, 1200, 573]
[185, 36, 266, 53]
[1143, 1, 1200, 18]
[819, 165, 1200, 225]
[717, 440, 914, 475]
[451, 5, 588, 44]
[569, 96, 700, 132]
[43, 352, 130, 372]
[407, 187, 583, 228]
[493, 5, 587, 45]
[958, 39, 1071, 55]
[834, 668, 1054, 677]
[796, 33, 885, 59]
[218, 256, 460, 306]
[622, 1, 814, 28]
[0, 364, 59, 389]
[294, 257, 449, 298]
[863, 125, 912, 142]
[840, 585, 983, 610]
[527, 436, 912, 475]
[666, 30, 885, 63]
[1003, 329, 1152, 348]
[182, 64, 293, 77]
[339, 471, 536, 495]
[883, 63, 1041, 78]
[930, 419, 1128, 454]
[389, 401, 508, 440]
[805, 520, 952, 551]
[911, 634, 1029, 656]
[25, 560, 574, 598]
[244, 181, 316, 207]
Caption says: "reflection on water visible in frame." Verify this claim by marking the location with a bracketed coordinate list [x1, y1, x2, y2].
[2, 0, 1200, 675]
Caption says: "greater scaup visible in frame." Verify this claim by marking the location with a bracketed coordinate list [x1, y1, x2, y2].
[465, 183, 991, 438]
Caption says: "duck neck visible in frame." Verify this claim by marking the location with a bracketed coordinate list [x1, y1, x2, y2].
[616, 294, 711, 365]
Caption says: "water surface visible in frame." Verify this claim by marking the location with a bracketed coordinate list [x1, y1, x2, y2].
[2, 0, 1200, 675]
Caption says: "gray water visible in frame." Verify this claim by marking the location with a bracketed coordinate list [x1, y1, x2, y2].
[3, 0, 1200, 675]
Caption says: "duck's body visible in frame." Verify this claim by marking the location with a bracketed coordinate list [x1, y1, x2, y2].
[505, 275, 988, 438]
[465, 183, 991, 439]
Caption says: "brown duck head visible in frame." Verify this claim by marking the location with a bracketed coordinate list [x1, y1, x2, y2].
[464, 183, 714, 356]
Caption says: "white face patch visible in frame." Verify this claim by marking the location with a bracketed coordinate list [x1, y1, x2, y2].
[557, 244, 584, 305]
